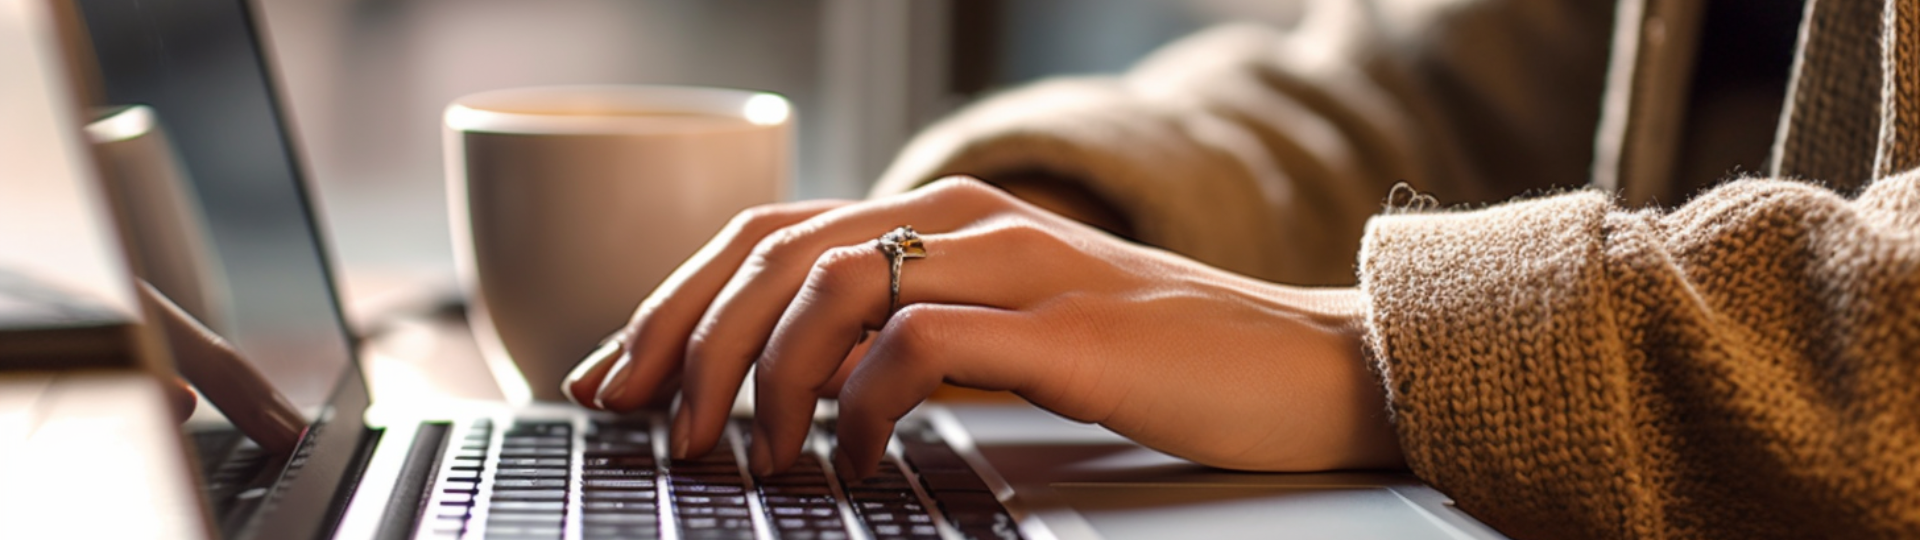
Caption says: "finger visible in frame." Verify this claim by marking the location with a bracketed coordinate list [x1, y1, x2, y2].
[814, 332, 874, 398]
[563, 330, 623, 408]
[674, 177, 1021, 458]
[589, 199, 852, 411]
[749, 226, 1070, 475]
[168, 378, 197, 423]
[833, 304, 1044, 478]
[140, 282, 306, 455]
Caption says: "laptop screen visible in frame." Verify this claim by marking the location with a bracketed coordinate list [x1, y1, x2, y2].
[74, 0, 373, 536]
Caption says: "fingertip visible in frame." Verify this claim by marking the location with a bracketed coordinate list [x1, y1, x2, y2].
[167, 378, 196, 423]
[831, 447, 870, 481]
[747, 424, 773, 477]
[566, 340, 623, 409]
[831, 419, 889, 481]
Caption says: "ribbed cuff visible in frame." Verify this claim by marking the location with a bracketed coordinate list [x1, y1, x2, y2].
[1356, 189, 1629, 539]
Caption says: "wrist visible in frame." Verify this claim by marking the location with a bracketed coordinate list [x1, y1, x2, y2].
[1276, 285, 1405, 469]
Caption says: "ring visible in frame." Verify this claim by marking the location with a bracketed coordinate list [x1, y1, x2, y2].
[874, 225, 927, 316]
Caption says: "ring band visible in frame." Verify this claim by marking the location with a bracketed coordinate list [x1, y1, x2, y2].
[874, 225, 927, 315]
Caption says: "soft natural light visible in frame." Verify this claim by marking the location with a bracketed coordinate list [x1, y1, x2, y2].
[84, 104, 152, 143]
[743, 93, 791, 126]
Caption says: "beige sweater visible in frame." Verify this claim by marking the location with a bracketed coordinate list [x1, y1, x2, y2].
[876, 0, 1920, 537]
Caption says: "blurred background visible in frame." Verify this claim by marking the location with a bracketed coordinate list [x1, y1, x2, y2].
[252, 0, 1301, 314]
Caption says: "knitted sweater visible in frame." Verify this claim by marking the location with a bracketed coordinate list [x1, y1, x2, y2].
[1362, 172, 1920, 538]
[875, 0, 1920, 537]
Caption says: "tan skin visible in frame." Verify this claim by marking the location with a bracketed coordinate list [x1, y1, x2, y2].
[563, 176, 1403, 477]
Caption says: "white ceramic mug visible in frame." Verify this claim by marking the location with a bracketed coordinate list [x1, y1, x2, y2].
[446, 85, 791, 403]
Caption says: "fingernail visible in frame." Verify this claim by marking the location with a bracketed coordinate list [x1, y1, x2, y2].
[748, 424, 773, 476]
[671, 406, 692, 460]
[593, 351, 635, 409]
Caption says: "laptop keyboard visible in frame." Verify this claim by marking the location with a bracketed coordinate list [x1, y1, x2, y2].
[420, 416, 1021, 540]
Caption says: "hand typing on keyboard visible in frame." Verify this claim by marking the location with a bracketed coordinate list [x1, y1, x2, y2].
[140, 281, 304, 455]
[560, 177, 1405, 479]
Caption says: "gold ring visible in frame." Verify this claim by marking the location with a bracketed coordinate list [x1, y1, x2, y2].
[874, 226, 927, 316]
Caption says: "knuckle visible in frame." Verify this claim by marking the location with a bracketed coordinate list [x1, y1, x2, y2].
[881, 305, 947, 363]
[923, 175, 1010, 208]
[988, 220, 1074, 263]
[801, 246, 872, 299]
[726, 203, 797, 239]
[994, 220, 1057, 248]
[747, 222, 817, 268]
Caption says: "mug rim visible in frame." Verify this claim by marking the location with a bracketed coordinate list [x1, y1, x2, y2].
[444, 84, 791, 135]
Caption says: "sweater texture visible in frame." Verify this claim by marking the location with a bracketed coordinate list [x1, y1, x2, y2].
[873, 0, 1920, 537]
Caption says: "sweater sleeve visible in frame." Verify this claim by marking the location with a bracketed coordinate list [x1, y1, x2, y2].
[871, 0, 1615, 286]
[1359, 170, 1920, 539]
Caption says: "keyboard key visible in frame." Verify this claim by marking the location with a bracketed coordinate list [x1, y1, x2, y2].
[496, 478, 568, 489]
[761, 484, 830, 496]
[583, 500, 658, 513]
[936, 492, 1022, 540]
[845, 489, 915, 502]
[491, 501, 566, 513]
[671, 474, 743, 485]
[505, 422, 571, 436]
[500, 458, 570, 468]
[585, 478, 656, 490]
[757, 473, 829, 486]
[585, 490, 658, 501]
[712, 506, 753, 518]
[680, 531, 753, 540]
[672, 483, 744, 494]
[583, 468, 654, 478]
[448, 459, 484, 470]
[585, 441, 650, 454]
[918, 470, 989, 492]
[581, 525, 658, 540]
[585, 456, 656, 468]
[488, 512, 563, 526]
[763, 495, 835, 506]
[432, 505, 469, 519]
[441, 481, 478, 493]
[491, 489, 567, 501]
[583, 513, 659, 526]
[426, 517, 465, 533]
[444, 469, 481, 481]
[845, 476, 911, 490]
[499, 448, 569, 458]
[672, 494, 747, 506]
[482, 524, 562, 539]
[503, 436, 571, 448]
[438, 492, 474, 505]
[497, 468, 568, 478]
[671, 464, 741, 475]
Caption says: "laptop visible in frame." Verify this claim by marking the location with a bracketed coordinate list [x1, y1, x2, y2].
[56, 0, 1514, 538]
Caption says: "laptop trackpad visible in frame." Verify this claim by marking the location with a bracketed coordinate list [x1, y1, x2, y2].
[1053, 484, 1458, 540]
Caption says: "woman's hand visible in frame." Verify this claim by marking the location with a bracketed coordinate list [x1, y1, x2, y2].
[564, 177, 1402, 477]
